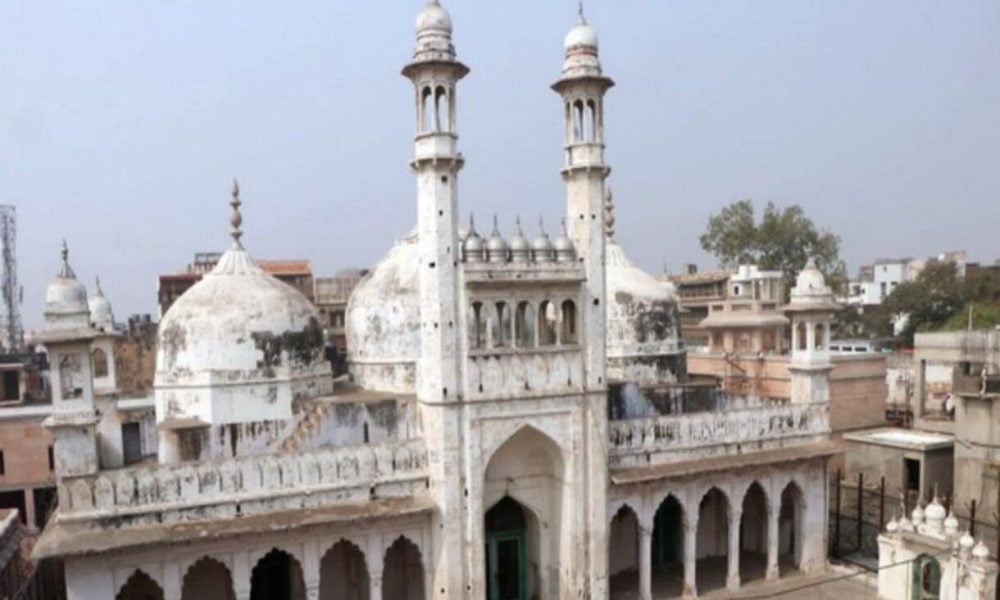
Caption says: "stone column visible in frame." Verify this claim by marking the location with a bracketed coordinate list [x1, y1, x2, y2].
[914, 359, 926, 418]
[683, 517, 698, 599]
[766, 502, 779, 580]
[303, 540, 321, 600]
[162, 561, 181, 600]
[727, 507, 742, 590]
[639, 523, 653, 600]
[370, 575, 383, 600]
[232, 551, 252, 600]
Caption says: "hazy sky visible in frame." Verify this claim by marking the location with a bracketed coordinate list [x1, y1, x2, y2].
[2, 1, 998, 329]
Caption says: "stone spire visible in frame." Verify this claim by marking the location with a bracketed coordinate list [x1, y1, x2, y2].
[94, 276, 104, 297]
[604, 188, 615, 239]
[58, 239, 75, 279]
[230, 179, 243, 249]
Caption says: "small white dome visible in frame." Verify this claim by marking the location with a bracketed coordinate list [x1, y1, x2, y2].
[43, 242, 91, 332]
[944, 511, 959, 536]
[553, 224, 576, 263]
[885, 518, 899, 533]
[88, 278, 115, 332]
[973, 540, 991, 560]
[794, 258, 827, 292]
[532, 225, 555, 263]
[911, 504, 925, 526]
[509, 219, 530, 262]
[416, 0, 452, 35]
[463, 220, 485, 263]
[960, 531, 976, 549]
[564, 21, 598, 50]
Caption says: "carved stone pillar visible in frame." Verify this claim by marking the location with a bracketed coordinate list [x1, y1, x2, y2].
[728, 507, 742, 590]
[162, 561, 181, 600]
[639, 523, 653, 600]
[766, 502, 780, 580]
[370, 575, 383, 600]
[683, 517, 698, 599]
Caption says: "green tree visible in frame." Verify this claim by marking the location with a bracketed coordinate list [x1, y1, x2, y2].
[882, 261, 966, 346]
[699, 200, 847, 293]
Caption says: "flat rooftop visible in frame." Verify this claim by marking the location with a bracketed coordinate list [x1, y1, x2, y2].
[843, 427, 953, 451]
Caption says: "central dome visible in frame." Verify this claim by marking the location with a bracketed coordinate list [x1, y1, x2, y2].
[156, 248, 326, 386]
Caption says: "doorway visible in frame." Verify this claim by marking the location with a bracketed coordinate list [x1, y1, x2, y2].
[485, 496, 527, 600]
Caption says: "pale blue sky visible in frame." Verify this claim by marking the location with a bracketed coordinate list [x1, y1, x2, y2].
[2, 1, 998, 329]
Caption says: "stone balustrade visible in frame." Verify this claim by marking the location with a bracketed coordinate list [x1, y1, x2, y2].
[57, 439, 428, 525]
[608, 401, 829, 467]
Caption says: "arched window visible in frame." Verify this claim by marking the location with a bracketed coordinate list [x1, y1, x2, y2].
[434, 86, 447, 132]
[560, 300, 577, 345]
[515, 302, 535, 348]
[538, 301, 557, 346]
[117, 569, 164, 600]
[92, 347, 109, 378]
[585, 99, 597, 142]
[814, 323, 825, 350]
[448, 86, 456, 133]
[573, 100, 585, 142]
[59, 354, 83, 399]
[565, 102, 573, 144]
[470, 302, 486, 349]
[493, 302, 511, 348]
[420, 86, 433, 133]
[796, 322, 807, 351]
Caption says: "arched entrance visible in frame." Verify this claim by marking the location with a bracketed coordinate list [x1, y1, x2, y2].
[320, 540, 369, 600]
[482, 426, 565, 600]
[651, 495, 684, 597]
[740, 482, 768, 583]
[382, 536, 424, 600]
[913, 554, 941, 600]
[116, 570, 163, 600]
[182, 558, 235, 600]
[250, 549, 305, 600]
[779, 482, 805, 574]
[608, 505, 640, 597]
[696, 487, 730, 595]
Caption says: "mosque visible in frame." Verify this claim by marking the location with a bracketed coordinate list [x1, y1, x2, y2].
[32, 2, 838, 598]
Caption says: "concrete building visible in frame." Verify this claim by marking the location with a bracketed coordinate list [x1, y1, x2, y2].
[668, 269, 730, 348]
[845, 251, 967, 308]
[843, 428, 954, 505]
[699, 265, 788, 355]
[158, 253, 315, 317]
[32, 4, 837, 599]
[314, 269, 368, 352]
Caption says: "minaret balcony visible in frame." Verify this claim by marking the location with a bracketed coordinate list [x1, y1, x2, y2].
[563, 142, 606, 171]
[413, 132, 460, 163]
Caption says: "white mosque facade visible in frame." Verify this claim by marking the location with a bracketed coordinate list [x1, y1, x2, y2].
[33, 3, 837, 599]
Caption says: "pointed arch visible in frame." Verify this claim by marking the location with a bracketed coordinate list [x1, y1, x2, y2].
[696, 486, 730, 595]
[779, 480, 806, 574]
[320, 539, 369, 600]
[740, 481, 769, 584]
[608, 504, 640, 595]
[181, 557, 235, 600]
[382, 536, 424, 600]
[116, 569, 163, 600]
[92, 347, 109, 378]
[483, 425, 566, 600]
[250, 548, 305, 600]
[651, 493, 685, 597]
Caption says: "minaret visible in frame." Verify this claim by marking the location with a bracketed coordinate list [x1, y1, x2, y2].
[552, 8, 613, 597]
[402, 0, 467, 403]
[38, 242, 101, 483]
[401, 2, 468, 597]
[785, 259, 840, 405]
[552, 5, 612, 390]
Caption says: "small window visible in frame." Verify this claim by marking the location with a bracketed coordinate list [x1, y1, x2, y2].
[0, 450, 5, 475]
[48, 446, 54, 471]
[905, 458, 920, 493]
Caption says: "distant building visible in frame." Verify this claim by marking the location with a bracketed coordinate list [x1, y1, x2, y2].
[845, 251, 967, 307]
[667, 267, 729, 347]
[157, 253, 314, 316]
[314, 268, 368, 352]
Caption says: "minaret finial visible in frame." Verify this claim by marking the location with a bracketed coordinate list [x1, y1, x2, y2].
[515, 215, 523, 234]
[95, 276, 104, 296]
[492, 214, 500, 234]
[604, 187, 615, 240]
[578, 1, 586, 22]
[539, 216, 547, 235]
[58, 239, 75, 278]
[230, 178, 243, 248]
[469, 213, 476, 232]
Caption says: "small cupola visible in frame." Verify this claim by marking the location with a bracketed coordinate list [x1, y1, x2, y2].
[462, 215, 485, 263]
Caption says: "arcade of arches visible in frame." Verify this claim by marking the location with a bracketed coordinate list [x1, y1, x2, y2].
[114, 535, 427, 600]
[608, 474, 815, 599]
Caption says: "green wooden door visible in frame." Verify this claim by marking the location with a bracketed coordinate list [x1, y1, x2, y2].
[487, 530, 526, 600]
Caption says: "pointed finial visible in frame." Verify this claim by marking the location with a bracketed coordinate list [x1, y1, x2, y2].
[230, 178, 243, 248]
[561, 217, 569, 234]
[539, 216, 547, 235]
[469, 212, 476, 232]
[515, 215, 523, 234]
[95, 276, 104, 297]
[58, 239, 76, 279]
[604, 187, 615, 239]
[492, 214, 500, 234]
[578, 1, 586, 23]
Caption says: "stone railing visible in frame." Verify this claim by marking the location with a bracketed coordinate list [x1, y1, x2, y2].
[609, 401, 828, 466]
[57, 439, 427, 525]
